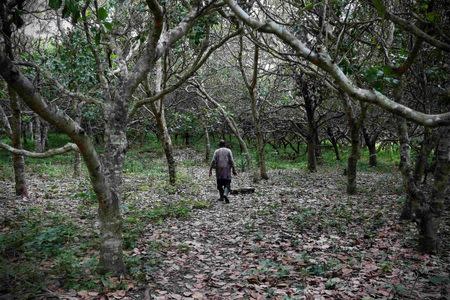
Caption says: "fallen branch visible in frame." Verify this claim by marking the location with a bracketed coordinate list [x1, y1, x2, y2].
[231, 187, 255, 195]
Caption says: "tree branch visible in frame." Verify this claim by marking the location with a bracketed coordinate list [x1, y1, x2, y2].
[128, 28, 242, 118]
[379, 5, 450, 52]
[15, 61, 104, 107]
[0, 142, 78, 158]
[224, 0, 450, 127]
[0, 104, 12, 137]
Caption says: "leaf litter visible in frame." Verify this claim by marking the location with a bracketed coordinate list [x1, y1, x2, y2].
[0, 149, 449, 299]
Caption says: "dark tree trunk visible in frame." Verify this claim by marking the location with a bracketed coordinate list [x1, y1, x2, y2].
[347, 124, 360, 194]
[362, 126, 378, 167]
[342, 94, 367, 195]
[327, 126, 341, 161]
[297, 73, 319, 172]
[184, 132, 190, 146]
[419, 126, 450, 253]
[413, 128, 434, 184]
[9, 86, 28, 197]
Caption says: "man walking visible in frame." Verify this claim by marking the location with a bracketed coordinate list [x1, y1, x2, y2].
[209, 140, 237, 203]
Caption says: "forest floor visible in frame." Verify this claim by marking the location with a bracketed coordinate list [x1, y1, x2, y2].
[1, 148, 449, 300]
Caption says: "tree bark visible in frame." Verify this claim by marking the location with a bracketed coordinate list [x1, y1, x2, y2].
[73, 102, 83, 177]
[342, 94, 367, 195]
[34, 115, 44, 152]
[413, 128, 434, 183]
[8, 86, 28, 197]
[326, 126, 341, 161]
[419, 126, 450, 253]
[303, 80, 317, 172]
[362, 125, 378, 167]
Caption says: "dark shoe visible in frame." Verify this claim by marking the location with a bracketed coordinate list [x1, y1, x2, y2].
[218, 197, 223, 201]
[224, 196, 229, 203]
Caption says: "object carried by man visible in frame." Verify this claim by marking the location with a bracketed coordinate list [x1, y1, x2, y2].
[209, 140, 237, 203]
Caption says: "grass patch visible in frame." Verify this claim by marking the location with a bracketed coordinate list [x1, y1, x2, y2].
[0, 207, 103, 296]
[122, 199, 211, 250]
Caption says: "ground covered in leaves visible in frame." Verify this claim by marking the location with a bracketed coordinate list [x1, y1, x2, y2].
[1, 148, 449, 299]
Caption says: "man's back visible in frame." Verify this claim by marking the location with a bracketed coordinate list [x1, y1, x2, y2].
[212, 147, 234, 179]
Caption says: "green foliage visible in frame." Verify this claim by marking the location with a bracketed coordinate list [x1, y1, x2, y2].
[0, 207, 104, 296]
[372, 0, 386, 17]
[72, 187, 97, 205]
[364, 65, 399, 91]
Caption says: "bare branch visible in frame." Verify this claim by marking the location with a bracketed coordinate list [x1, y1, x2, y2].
[128, 28, 242, 118]
[0, 104, 12, 137]
[0, 142, 78, 158]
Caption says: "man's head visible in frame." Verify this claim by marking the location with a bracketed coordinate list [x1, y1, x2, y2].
[219, 140, 226, 148]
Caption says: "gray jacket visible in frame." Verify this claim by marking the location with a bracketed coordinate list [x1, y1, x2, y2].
[210, 147, 235, 179]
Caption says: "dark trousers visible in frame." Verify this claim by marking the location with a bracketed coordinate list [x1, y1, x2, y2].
[217, 178, 231, 199]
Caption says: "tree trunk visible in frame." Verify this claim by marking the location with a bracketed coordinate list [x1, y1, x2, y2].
[0, 55, 125, 274]
[307, 137, 317, 172]
[304, 88, 317, 172]
[342, 94, 366, 195]
[41, 121, 48, 151]
[413, 128, 434, 184]
[368, 144, 377, 167]
[362, 126, 378, 167]
[8, 86, 28, 197]
[34, 116, 44, 152]
[204, 123, 211, 163]
[419, 126, 450, 253]
[153, 107, 176, 185]
[148, 57, 176, 185]
[100, 102, 127, 274]
[327, 126, 340, 161]
[73, 102, 82, 177]
[347, 123, 360, 194]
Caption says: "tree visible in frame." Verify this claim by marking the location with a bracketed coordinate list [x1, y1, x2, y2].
[0, 0, 221, 274]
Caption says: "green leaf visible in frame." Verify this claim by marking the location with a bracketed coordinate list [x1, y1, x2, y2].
[97, 7, 108, 21]
[103, 21, 113, 31]
[49, 0, 62, 10]
[373, 0, 386, 17]
[305, 2, 314, 10]
[426, 12, 439, 23]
